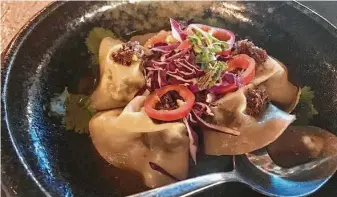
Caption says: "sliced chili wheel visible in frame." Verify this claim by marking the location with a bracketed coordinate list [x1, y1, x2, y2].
[212, 54, 256, 94]
[144, 30, 172, 49]
[228, 54, 255, 85]
[144, 85, 195, 121]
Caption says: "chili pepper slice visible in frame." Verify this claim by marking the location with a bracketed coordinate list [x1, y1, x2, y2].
[144, 85, 195, 121]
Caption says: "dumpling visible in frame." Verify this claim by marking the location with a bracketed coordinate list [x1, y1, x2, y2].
[204, 57, 298, 155]
[252, 56, 300, 112]
[204, 88, 295, 155]
[90, 37, 145, 110]
[89, 96, 189, 188]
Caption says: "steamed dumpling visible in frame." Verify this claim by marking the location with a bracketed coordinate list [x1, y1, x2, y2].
[252, 56, 300, 112]
[204, 88, 295, 155]
[90, 37, 145, 110]
[204, 57, 298, 155]
[89, 96, 189, 188]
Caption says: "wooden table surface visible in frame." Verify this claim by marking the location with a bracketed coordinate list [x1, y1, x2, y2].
[1, 1, 51, 52]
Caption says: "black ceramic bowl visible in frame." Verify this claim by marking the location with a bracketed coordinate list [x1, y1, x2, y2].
[2, 1, 337, 197]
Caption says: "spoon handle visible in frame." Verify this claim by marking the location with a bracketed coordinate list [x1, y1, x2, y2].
[127, 171, 239, 197]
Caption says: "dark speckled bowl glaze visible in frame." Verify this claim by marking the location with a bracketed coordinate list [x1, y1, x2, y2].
[2, 1, 337, 197]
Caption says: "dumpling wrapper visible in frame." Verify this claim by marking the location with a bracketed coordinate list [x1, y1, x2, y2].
[204, 88, 295, 155]
[204, 57, 298, 155]
[252, 56, 300, 112]
[90, 37, 145, 110]
[89, 96, 189, 188]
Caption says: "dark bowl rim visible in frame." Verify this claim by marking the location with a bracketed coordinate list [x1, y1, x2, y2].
[1, 1, 336, 196]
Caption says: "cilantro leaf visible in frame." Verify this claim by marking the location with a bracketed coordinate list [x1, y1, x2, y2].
[293, 86, 318, 125]
[85, 27, 116, 63]
[65, 93, 96, 134]
[49, 87, 96, 134]
[299, 86, 315, 104]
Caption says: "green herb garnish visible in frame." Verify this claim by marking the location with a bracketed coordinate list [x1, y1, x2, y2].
[188, 25, 229, 87]
[208, 61, 227, 86]
[65, 92, 96, 134]
[294, 86, 318, 125]
[49, 87, 96, 133]
[85, 27, 117, 63]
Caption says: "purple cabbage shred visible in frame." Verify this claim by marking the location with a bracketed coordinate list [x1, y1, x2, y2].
[183, 118, 198, 164]
[149, 162, 181, 181]
[170, 18, 187, 42]
[144, 43, 204, 91]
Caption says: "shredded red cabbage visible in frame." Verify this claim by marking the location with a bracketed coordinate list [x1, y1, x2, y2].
[149, 162, 180, 181]
[194, 102, 214, 116]
[170, 18, 187, 42]
[209, 72, 242, 94]
[183, 118, 198, 164]
[142, 21, 245, 165]
[191, 110, 240, 136]
[187, 113, 197, 124]
[188, 84, 200, 93]
[151, 43, 180, 53]
[144, 43, 204, 91]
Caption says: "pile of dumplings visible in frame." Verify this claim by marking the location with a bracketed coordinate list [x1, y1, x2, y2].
[89, 36, 300, 188]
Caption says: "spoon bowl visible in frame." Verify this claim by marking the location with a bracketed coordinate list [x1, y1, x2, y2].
[128, 132, 337, 197]
[237, 151, 337, 197]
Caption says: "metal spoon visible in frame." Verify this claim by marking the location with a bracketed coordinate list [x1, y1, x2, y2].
[128, 141, 337, 197]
